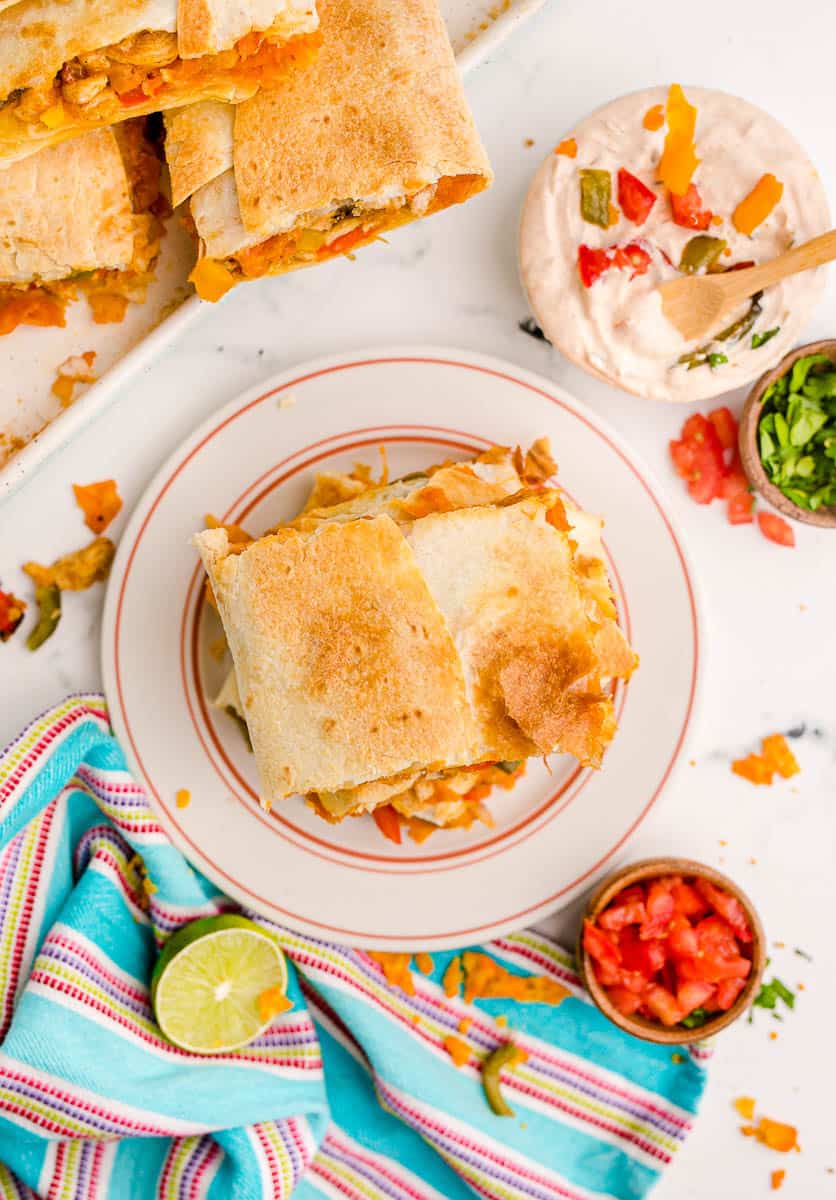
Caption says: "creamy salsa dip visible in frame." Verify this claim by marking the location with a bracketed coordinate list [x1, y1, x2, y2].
[519, 86, 830, 401]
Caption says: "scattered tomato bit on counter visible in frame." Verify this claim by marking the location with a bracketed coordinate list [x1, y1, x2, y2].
[415, 953, 434, 976]
[658, 83, 700, 196]
[462, 951, 569, 1007]
[733, 173, 784, 236]
[443, 957, 463, 997]
[757, 512, 795, 547]
[73, 480, 122, 535]
[51, 352, 97, 407]
[443, 1035, 471, 1067]
[771, 1169, 786, 1190]
[175, 789, 191, 810]
[642, 103, 664, 131]
[732, 734, 800, 786]
[735, 1097, 757, 1120]
[670, 408, 754, 519]
[458, 1017, 472, 1035]
[555, 137, 577, 158]
[0, 588, 26, 642]
[257, 986, 293, 1022]
[584, 873, 754, 1028]
[769, 1031, 778, 1041]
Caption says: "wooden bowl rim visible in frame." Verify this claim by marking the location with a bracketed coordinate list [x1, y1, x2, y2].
[739, 339, 836, 529]
[577, 857, 766, 1045]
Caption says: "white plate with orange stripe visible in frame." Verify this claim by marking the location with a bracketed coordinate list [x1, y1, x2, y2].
[101, 347, 701, 949]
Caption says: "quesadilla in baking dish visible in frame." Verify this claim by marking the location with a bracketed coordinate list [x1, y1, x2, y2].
[0, 120, 164, 334]
[165, 0, 492, 300]
[195, 441, 637, 842]
[0, 0, 320, 166]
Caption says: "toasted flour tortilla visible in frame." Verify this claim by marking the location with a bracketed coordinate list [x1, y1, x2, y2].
[165, 0, 492, 296]
[0, 0, 319, 165]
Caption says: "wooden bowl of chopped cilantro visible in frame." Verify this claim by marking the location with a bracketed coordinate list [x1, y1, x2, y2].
[740, 341, 836, 528]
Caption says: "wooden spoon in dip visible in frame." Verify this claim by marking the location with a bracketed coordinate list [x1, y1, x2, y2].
[660, 229, 836, 342]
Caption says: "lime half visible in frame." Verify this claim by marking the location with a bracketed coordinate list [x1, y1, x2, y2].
[151, 915, 289, 1054]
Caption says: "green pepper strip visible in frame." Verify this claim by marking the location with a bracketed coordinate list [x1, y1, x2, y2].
[679, 235, 727, 274]
[482, 1042, 522, 1117]
[678, 292, 764, 369]
[579, 169, 611, 228]
[496, 761, 522, 775]
[26, 584, 61, 651]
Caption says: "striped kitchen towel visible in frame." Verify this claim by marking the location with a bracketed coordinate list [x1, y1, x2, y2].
[0, 696, 709, 1200]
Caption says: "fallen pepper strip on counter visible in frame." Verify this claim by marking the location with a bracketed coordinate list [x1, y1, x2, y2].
[481, 1042, 528, 1117]
[20, 537, 116, 650]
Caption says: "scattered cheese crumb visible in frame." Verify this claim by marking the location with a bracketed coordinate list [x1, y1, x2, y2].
[734, 1097, 757, 1120]
[51, 352, 97, 407]
[771, 1169, 785, 1191]
[257, 986, 292, 1023]
[278, 391, 297, 409]
[443, 956, 462, 998]
[769, 1031, 778, 1041]
[415, 953, 434, 976]
[175, 788, 191, 809]
[443, 1036, 471, 1068]
[458, 1017, 472, 1035]
[495, 1015, 508, 1029]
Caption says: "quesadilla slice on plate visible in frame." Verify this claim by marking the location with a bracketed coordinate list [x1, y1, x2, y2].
[164, 0, 492, 300]
[195, 442, 637, 839]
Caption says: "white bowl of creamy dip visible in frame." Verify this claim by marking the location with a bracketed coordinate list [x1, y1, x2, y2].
[519, 85, 830, 403]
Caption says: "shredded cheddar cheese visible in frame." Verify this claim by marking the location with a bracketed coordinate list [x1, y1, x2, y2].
[443, 956, 463, 998]
[369, 952, 415, 995]
[175, 789, 191, 809]
[461, 951, 569, 1007]
[257, 986, 293, 1023]
[443, 1036, 471, 1067]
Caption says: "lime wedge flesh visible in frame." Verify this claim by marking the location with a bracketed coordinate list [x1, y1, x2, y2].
[151, 915, 288, 1054]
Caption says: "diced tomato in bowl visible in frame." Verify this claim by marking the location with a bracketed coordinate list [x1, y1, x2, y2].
[578, 859, 764, 1043]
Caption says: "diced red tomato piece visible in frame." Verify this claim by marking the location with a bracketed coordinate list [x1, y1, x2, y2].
[607, 987, 643, 1016]
[117, 86, 149, 107]
[598, 886, 647, 931]
[617, 169, 657, 225]
[670, 414, 725, 504]
[670, 183, 714, 230]
[577, 245, 613, 287]
[593, 959, 621, 988]
[719, 458, 749, 500]
[577, 241, 652, 288]
[372, 805, 402, 844]
[694, 915, 740, 957]
[726, 489, 755, 524]
[615, 968, 650, 994]
[666, 914, 700, 958]
[715, 977, 747, 1011]
[620, 927, 666, 975]
[583, 919, 622, 967]
[695, 878, 753, 942]
[678, 949, 751, 984]
[757, 512, 795, 547]
[669, 437, 698, 479]
[707, 406, 738, 450]
[643, 985, 682, 1027]
[670, 881, 709, 919]
[677, 980, 716, 1015]
[639, 881, 675, 939]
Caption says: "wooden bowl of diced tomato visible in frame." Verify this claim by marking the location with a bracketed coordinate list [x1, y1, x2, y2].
[578, 859, 765, 1044]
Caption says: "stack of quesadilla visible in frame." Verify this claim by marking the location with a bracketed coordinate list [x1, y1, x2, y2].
[196, 442, 637, 838]
[0, 120, 165, 334]
[0, 0, 320, 166]
[164, 0, 493, 300]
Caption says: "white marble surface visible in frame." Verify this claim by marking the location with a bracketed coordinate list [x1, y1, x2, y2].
[2, 0, 836, 1195]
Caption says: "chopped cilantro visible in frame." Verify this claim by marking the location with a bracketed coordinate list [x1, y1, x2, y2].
[752, 975, 795, 1012]
[758, 353, 836, 510]
[752, 327, 780, 349]
[680, 1007, 710, 1029]
[497, 760, 522, 774]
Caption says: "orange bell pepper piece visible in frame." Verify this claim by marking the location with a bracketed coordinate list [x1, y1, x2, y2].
[659, 83, 700, 196]
[733, 174, 784, 236]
